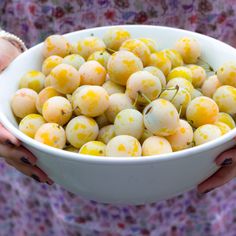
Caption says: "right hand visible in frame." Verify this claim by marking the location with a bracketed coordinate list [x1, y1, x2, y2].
[0, 38, 21, 71]
[0, 124, 52, 184]
[0, 38, 53, 184]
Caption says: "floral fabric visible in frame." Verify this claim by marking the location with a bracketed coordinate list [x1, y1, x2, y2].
[1, 0, 236, 235]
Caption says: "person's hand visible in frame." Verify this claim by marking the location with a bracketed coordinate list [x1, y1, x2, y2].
[0, 38, 21, 72]
[198, 141, 236, 193]
[0, 38, 53, 184]
[0, 124, 53, 184]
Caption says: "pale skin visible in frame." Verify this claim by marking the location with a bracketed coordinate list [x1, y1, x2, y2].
[0, 38, 235, 192]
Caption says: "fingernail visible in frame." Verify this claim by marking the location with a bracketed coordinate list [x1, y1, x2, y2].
[46, 179, 54, 185]
[20, 157, 31, 165]
[31, 174, 41, 182]
[5, 139, 14, 146]
[203, 188, 214, 194]
[221, 158, 233, 166]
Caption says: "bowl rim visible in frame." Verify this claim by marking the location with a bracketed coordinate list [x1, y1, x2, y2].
[1, 24, 236, 164]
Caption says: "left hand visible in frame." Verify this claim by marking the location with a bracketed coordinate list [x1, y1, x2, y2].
[198, 141, 236, 193]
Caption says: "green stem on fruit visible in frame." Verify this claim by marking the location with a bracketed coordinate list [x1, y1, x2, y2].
[187, 141, 195, 147]
[158, 86, 179, 98]
[133, 93, 139, 107]
[161, 87, 178, 91]
[145, 106, 153, 115]
[138, 91, 152, 104]
[72, 106, 81, 113]
[170, 85, 180, 102]
[106, 48, 116, 54]
[178, 104, 183, 117]
[197, 58, 214, 72]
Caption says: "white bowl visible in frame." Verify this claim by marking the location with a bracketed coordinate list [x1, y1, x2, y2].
[0, 25, 236, 205]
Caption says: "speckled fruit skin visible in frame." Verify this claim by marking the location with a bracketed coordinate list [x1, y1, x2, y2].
[143, 99, 180, 136]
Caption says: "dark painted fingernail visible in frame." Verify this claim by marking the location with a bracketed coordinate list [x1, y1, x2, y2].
[46, 180, 54, 185]
[5, 139, 14, 146]
[31, 174, 41, 182]
[221, 158, 233, 166]
[20, 157, 31, 165]
[203, 188, 214, 194]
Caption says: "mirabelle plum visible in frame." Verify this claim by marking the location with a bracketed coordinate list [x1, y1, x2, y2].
[87, 50, 111, 68]
[166, 119, 193, 151]
[143, 66, 166, 88]
[213, 85, 236, 114]
[161, 49, 184, 68]
[194, 124, 222, 146]
[139, 38, 158, 53]
[42, 55, 63, 76]
[175, 37, 201, 64]
[142, 136, 172, 156]
[103, 27, 131, 51]
[43, 35, 71, 58]
[11, 88, 38, 118]
[50, 63, 80, 94]
[79, 61, 106, 86]
[126, 71, 162, 104]
[42, 96, 72, 125]
[217, 61, 236, 87]
[166, 77, 194, 95]
[214, 122, 231, 135]
[186, 96, 219, 128]
[216, 112, 235, 129]
[36, 87, 63, 113]
[191, 89, 203, 99]
[186, 64, 206, 88]
[62, 54, 85, 70]
[66, 116, 99, 148]
[19, 70, 45, 93]
[72, 86, 109, 117]
[120, 39, 151, 66]
[106, 135, 142, 157]
[97, 125, 116, 144]
[102, 80, 125, 95]
[148, 52, 172, 76]
[19, 114, 46, 138]
[107, 51, 143, 86]
[143, 99, 180, 136]
[167, 66, 192, 82]
[79, 141, 106, 156]
[76, 36, 106, 59]
[201, 75, 222, 98]
[35, 123, 66, 149]
[114, 109, 144, 139]
[160, 88, 191, 117]
[95, 113, 110, 129]
[105, 93, 134, 123]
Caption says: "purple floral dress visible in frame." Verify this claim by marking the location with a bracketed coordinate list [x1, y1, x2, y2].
[1, 1, 236, 235]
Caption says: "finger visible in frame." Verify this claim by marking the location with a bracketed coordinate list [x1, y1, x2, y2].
[0, 38, 20, 71]
[0, 143, 37, 166]
[215, 147, 236, 166]
[6, 159, 49, 183]
[197, 165, 236, 193]
[0, 123, 21, 147]
[0, 53, 12, 71]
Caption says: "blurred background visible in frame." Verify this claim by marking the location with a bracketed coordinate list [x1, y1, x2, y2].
[0, 0, 236, 48]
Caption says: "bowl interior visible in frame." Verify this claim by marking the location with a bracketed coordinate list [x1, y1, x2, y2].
[0, 25, 236, 162]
